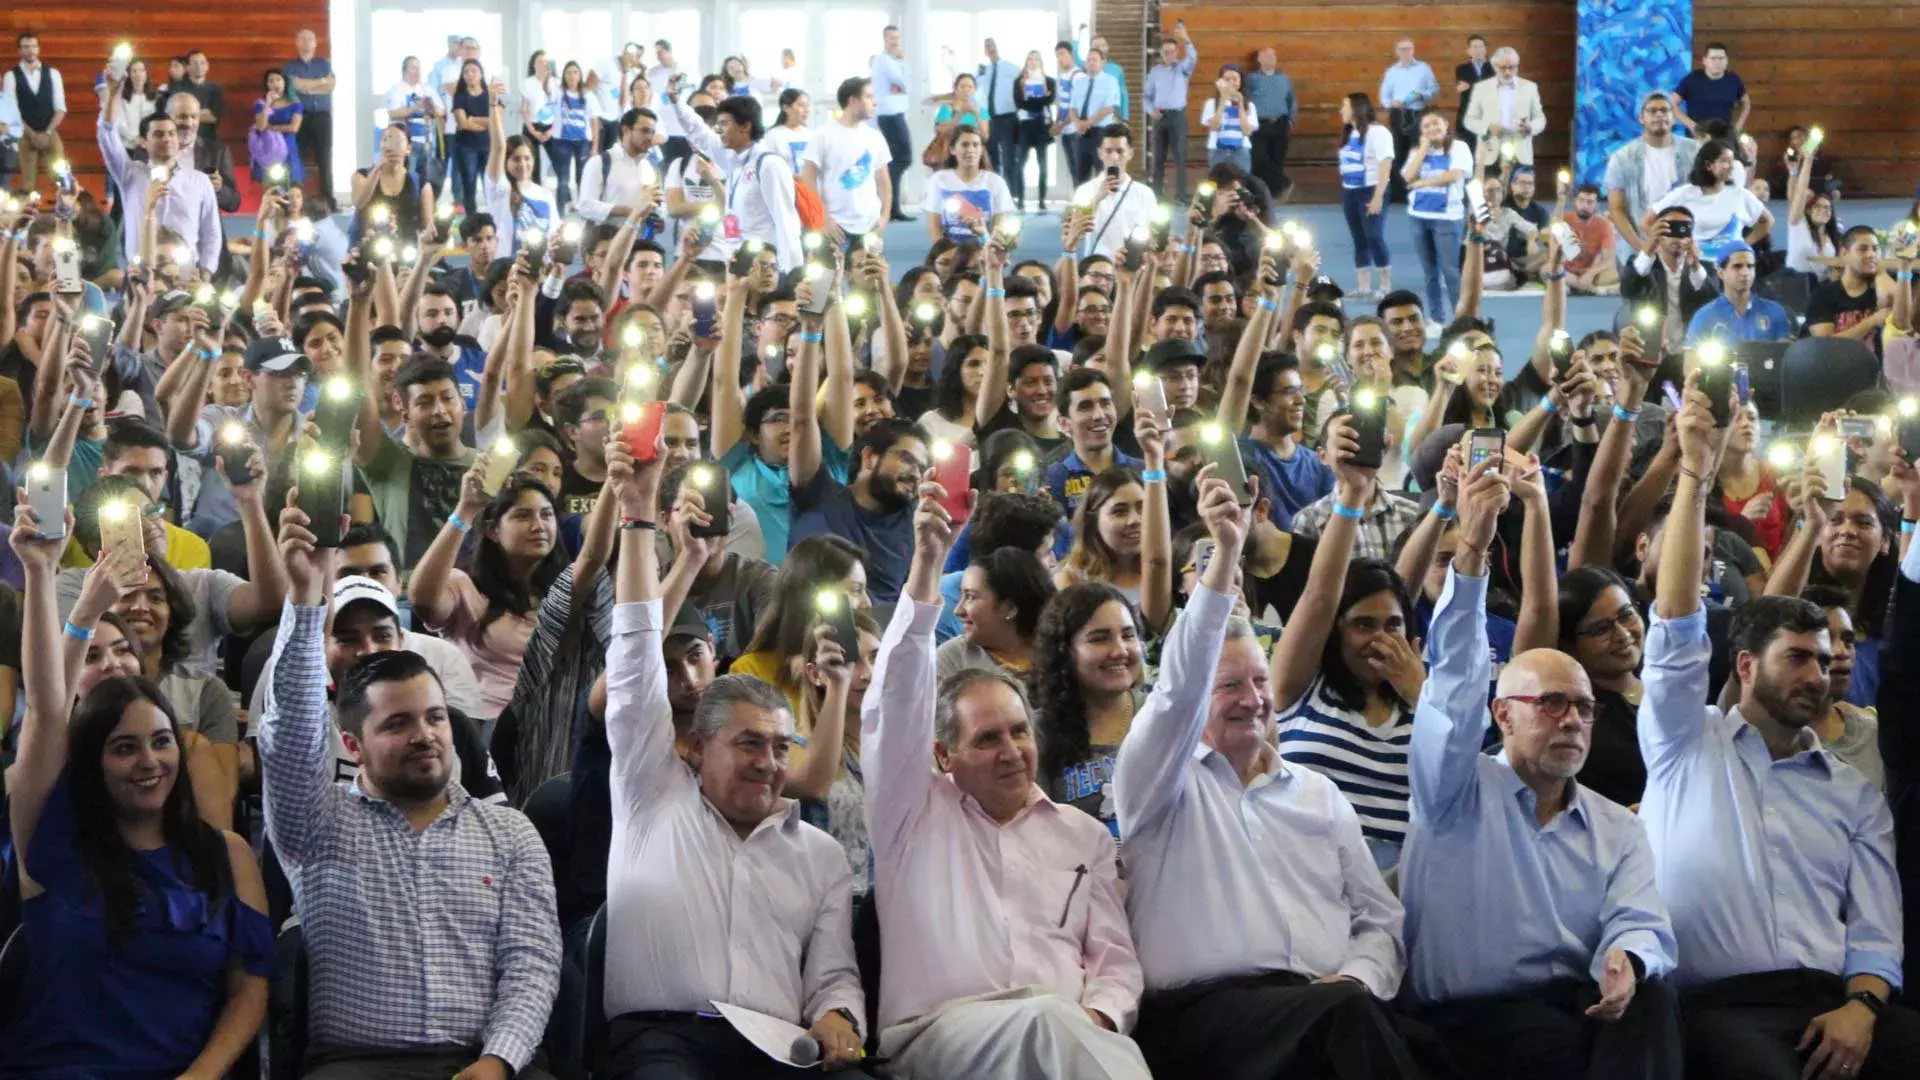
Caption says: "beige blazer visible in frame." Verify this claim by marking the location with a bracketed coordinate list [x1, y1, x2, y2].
[1464, 76, 1547, 165]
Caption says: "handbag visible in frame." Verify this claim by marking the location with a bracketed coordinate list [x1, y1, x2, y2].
[920, 129, 952, 170]
[247, 126, 288, 169]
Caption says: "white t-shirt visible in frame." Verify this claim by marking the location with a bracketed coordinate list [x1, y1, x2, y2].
[921, 169, 1014, 243]
[1407, 140, 1474, 221]
[382, 81, 443, 143]
[802, 120, 894, 234]
[1641, 145, 1679, 208]
[767, 124, 813, 176]
[482, 173, 558, 255]
[1652, 183, 1767, 261]
[1787, 221, 1837, 275]
[521, 74, 558, 127]
[646, 66, 684, 135]
[1199, 99, 1259, 151]
[918, 409, 974, 448]
[665, 156, 723, 260]
[1071, 175, 1158, 258]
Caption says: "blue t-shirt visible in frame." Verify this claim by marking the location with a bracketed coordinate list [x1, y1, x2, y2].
[556, 92, 592, 141]
[1674, 70, 1746, 125]
[720, 436, 850, 566]
[788, 469, 914, 605]
[1240, 437, 1334, 531]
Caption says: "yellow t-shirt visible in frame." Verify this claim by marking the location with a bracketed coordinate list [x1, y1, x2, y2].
[61, 522, 213, 572]
[729, 649, 804, 717]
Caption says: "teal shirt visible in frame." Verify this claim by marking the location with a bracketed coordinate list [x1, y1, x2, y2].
[720, 435, 849, 566]
[30, 434, 105, 501]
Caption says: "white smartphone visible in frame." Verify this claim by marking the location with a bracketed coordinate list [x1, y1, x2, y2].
[482, 435, 519, 495]
[1132, 372, 1168, 423]
[1810, 433, 1848, 501]
[1192, 537, 1218, 578]
[1466, 180, 1491, 225]
[53, 242, 83, 295]
[1549, 220, 1582, 264]
[26, 461, 67, 542]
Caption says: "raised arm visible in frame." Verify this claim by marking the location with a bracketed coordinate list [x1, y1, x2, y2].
[972, 250, 1012, 424]
[486, 84, 508, 183]
[1787, 152, 1815, 227]
[1052, 252, 1080, 337]
[221, 452, 293, 633]
[1508, 452, 1559, 654]
[862, 253, 910, 392]
[1115, 471, 1244, 835]
[703, 279, 749, 462]
[406, 457, 490, 630]
[1136, 408, 1174, 634]
[787, 284, 829, 490]
[820, 276, 857, 451]
[256, 500, 343, 865]
[1217, 261, 1280, 434]
[603, 426, 682, 821]
[1639, 371, 1718, 770]
[1569, 335, 1652, 570]
[862, 482, 957, 854]
[5, 501, 78, 878]
[1271, 418, 1368, 712]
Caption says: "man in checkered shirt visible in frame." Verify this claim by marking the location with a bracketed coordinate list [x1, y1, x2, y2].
[258, 503, 562, 1080]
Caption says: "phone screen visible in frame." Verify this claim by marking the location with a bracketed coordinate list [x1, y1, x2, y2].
[1468, 429, 1506, 471]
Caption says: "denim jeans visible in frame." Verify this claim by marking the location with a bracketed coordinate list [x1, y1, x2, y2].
[452, 140, 487, 214]
[547, 137, 591, 213]
[1208, 146, 1252, 173]
[1341, 185, 1390, 270]
[1411, 214, 1464, 317]
[407, 141, 439, 196]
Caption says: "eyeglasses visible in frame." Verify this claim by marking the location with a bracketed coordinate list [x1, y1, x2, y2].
[1573, 608, 1642, 640]
[1502, 693, 1597, 722]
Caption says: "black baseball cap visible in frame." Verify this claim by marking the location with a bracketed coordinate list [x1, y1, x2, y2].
[243, 336, 314, 376]
[1143, 338, 1206, 375]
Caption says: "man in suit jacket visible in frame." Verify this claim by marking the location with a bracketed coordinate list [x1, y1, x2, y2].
[1453, 34, 1491, 154]
[1622, 205, 1721, 371]
[1463, 47, 1546, 166]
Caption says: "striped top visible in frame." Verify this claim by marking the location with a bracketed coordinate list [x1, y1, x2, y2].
[1275, 675, 1414, 849]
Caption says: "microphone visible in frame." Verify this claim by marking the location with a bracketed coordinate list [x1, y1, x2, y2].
[789, 1033, 823, 1067]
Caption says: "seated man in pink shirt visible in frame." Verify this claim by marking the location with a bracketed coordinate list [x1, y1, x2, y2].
[861, 477, 1149, 1079]
[1563, 182, 1620, 295]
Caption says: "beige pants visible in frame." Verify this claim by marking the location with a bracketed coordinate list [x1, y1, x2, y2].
[17, 129, 65, 192]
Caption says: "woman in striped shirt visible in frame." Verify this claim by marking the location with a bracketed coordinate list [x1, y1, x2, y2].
[1271, 418, 1426, 870]
[1199, 65, 1258, 172]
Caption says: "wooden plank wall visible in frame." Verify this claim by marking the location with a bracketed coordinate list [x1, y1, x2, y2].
[1, 3, 329, 195]
[1155, 0, 1576, 202]
[1696, 0, 1920, 200]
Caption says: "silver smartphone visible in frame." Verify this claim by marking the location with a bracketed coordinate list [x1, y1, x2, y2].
[1132, 372, 1168, 423]
[53, 242, 83, 295]
[26, 461, 67, 542]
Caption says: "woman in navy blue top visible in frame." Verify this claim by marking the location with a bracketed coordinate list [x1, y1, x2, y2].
[1, 522, 273, 1079]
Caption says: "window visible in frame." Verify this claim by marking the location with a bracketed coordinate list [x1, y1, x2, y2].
[368, 10, 503, 97]
[538, 9, 616, 74]
[629, 9, 704, 83]
[734, 7, 809, 96]
[822, 9, 893, 99]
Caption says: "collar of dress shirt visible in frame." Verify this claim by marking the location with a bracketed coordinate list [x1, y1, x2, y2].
[1499, 77, 1517, 88]
[1492, 751, 1592, 829]
[1726, 709, 1835, 773]
[701, 788, 804, 837]
[952, 776, 1057, 825]
[348, 778, 472, 818]
[1191, 739, 1289, 789]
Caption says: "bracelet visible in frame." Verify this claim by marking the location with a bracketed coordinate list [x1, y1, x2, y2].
[1677, 465, 1705, 483]
[1904, 521, 1916, 535]
[196, 347, 218, 361]
[621, 516, 657, 530]
[1612, 404, 1640, 422]
[62, 621, 95, 642]
[1332, 501, 1365, 521]
[447, 511, 472, 533]
[1254, 297, 1278, 312]
[1541, 397, 1559, 415]
[1543, 271, 1567, 282]
[1140, 468, 1167, 483]
[1901, 271, 1916, 282]
[1568, 413, 1597, 428]
[798, 331, 823, 344]
[983, 288, 1006, 298]
[1432, 503, 1457, 521]
[1180, 244, 1197, 255]
[67, 395, 94, 410]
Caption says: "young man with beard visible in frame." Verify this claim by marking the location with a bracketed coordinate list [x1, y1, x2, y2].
[790, 416, 928, 606]
[1563, 184, 1620, 294]
[414, 283, 490, 412]
[259, 536, 557, 1080]
[1044, 369, 1141, 529]
[553, 377, 615, 519]
[1806, 225, 1891, 345]
[1401, 460, 1682, 1080]
[1642, 386, 1920, 1079]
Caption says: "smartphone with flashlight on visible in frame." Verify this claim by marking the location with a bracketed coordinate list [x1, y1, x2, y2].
[690, 282, 720, 338]
[1121, 226, 1150, 273]
[215, 423, 256, 487]
[690, 204, 722, 251]
[97, 498, 146, 561]
[801, 263, 837, 317]
[313, 375, 362, 450]
[1195, 420, 1254, 506]
[621, 399, 667, 462]
[683, 463, 732, 538]
[482, 435, 519, 495]
[1809, 431, 1848, 501]
[1343, 387, 1390, 471]
[1695, 349, 1739, 428]
[729, 238, 767, 279]
[26, 461, 67, 542]
[79, 314, 115, 368]
[814, 587, 861, 651]
[296, 446, 348, 548]
[1009, 448, 1040, 495]
[930, 440, 973, 526]
[1132, 371, 1168, 425]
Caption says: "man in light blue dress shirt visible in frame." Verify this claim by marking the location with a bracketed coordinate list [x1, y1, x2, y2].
[1379, 38, 1439, 205]
[871, 26, 914, 222]
[1067, 51, 1122, 189]
[974, 38, 1022, 182]
[1243, 47, 1297, 198]
[1402, 461, 1683, 1079]
[1142, 25, 1196, 202]
[1114, 462, 1423, 1080]
[1053, 42, 1087, 187]
[1638, 388, 1920, 1080]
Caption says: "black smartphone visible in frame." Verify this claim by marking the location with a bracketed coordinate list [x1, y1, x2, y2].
[691, 283, 719, 338]
[1468, 428, 1506, 472]
[1193, 180, 1217, 216]
[1121, 226, 1149, 273]
[690, 205, 722, 251]
[1899, 411, 1920, 461]
[1105, 164, 1120, 183]
[1548, 330, 1572, 380]
[729, 238, 767, 278]
[815, 587, 860, 650]
[685, 463, 732, 538]
[215, 422, 256, 487]
[1697, 359, 1736, 427]
[313, 375, 362, 450]
[1147, 206, 1174, 252]
[296, 446, 348, 548]
[1342, 387, 1390, 470]
[1665, 217, 1694, 240]
[1196, 420, 1253, 506]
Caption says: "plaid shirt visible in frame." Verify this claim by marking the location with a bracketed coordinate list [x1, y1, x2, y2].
[258, 603, 561, 1070]
[1291, 483, 1424, 561]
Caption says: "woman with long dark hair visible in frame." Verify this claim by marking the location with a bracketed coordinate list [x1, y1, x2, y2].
[1027, 582, 1144, 833]
[918, 332, 988, 446]
[519, 49, 557, 185]
[548, 60, 597, 211]
[484, 68, 558, 253]
[769, 89, 813, 175]
[784, 610, 883, 892]
[1272, 419, 1424, 870]
[1651, 136, 1772, 261]
[732, 534, 870, 714]
[1555, 565, 1650, 806]
[449, 58, 494, 213]
[1338, 91, 1395, 300]
[920, 125, 1012, 244]
[1012, 51, 1056, 213]
[1766, 465, 1900, 707]
[940, 547, 1055, 677]
[251, 68, 305, 185]
[2, 506, 271, 1077]
[1055, 466, 1147, 601]
[109, 57, 158, 153]
[1199, 65, 1258, 171]
[1785, 140, 1841, 276]
[409, 467, 568, 720]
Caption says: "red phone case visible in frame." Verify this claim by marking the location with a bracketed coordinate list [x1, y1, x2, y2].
[933, 444, 973, 525]
[624, 400, 667, 462]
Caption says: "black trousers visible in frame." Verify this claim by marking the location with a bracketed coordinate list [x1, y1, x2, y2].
[1133, 970, 1428, 1080]
[1388, 107, 1421, 205]
[876, 114, 913, 218]
[1149, 111, 1188, 202]
[987, 113, 1019, 181]
[303, 1044, 554, 1080]
[601, 1013, 805, 1080]
[1417, 977, 1683, 1080]
[1682, 969, 1920, 1080]
[1250, 121, 1290, 197]
[299, 110, 334, 195]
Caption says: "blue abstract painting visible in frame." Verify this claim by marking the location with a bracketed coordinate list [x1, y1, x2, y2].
[1575, 0, 1692, 187]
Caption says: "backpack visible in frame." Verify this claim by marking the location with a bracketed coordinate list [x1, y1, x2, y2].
[754, 150, 826, 232]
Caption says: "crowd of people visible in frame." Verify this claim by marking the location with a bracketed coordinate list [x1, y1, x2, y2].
[0, 16, 1918, 1080]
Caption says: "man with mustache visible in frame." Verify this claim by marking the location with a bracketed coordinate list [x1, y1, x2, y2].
[413, 283, 490, 413]
[1640, 381, 1919, 1079]
[863, 479, 1149, 1080]
[789, 416, 928, 607]
[1113, 463, 1419, 1080]
[1400, 453, 1682, 1079]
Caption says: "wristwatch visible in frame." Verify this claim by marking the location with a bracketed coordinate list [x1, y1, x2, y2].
[1847, 990, 1886, 1017]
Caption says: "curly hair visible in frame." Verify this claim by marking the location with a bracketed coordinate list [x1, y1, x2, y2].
[1027, 582, 1138, 794]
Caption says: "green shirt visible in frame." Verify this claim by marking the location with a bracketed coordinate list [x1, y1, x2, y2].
[358, 434, 476, 569]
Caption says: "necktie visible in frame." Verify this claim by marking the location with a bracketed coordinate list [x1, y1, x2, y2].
[989, 64, 1000, 117]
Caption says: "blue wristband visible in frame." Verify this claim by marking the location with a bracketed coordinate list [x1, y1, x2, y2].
[1332, 502, 1365, 521]
[1541, 397, 1559, 415]
[196, 348, 218, 361]
[1612, 405, 1640, 423]
[62, 621, 95, 642]
[1544, 271, 1568, 282]
[1901, 272, 1916, 283]
[1255, 297, 1278, 312]
[798, 331, 823, 344]
[447, 511, 472, 533]
[1905, 521, 1917, 535]
[67, 394, 94, 410]
[1433, 503, 1457, 521]
[1141, 468, 1166, 483]
[983, 288, 1006, 298]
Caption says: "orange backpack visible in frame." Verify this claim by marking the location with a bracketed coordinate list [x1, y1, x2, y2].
[755, 150, 827, 232]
